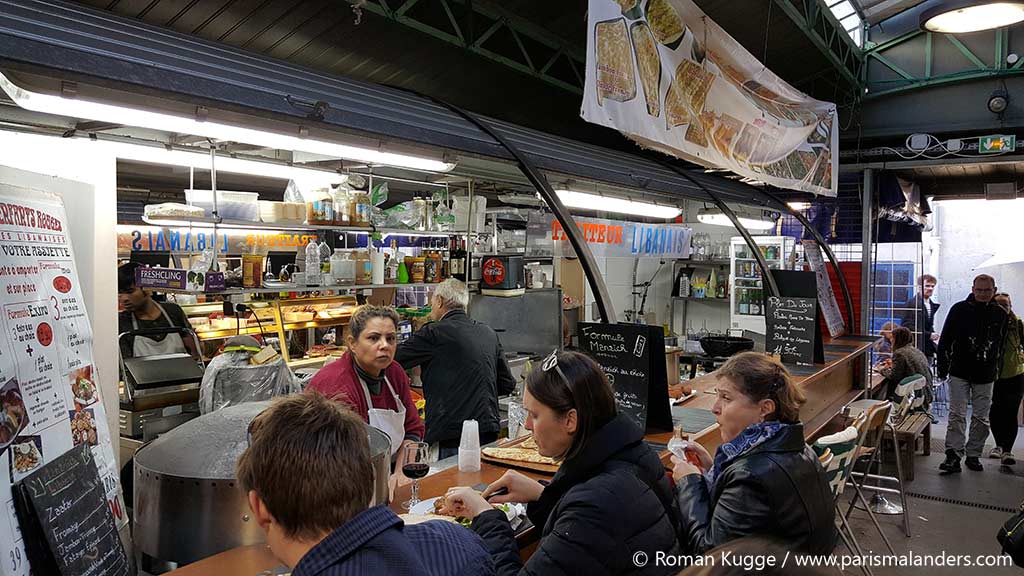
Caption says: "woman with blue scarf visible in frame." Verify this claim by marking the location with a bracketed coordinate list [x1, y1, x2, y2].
[671, 352, 837, 555]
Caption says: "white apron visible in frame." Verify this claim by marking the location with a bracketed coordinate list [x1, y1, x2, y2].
[360, 375, 406, 457]
[131, 303, 187, 357]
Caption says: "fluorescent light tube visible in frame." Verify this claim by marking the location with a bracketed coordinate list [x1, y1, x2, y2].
[554, 189, 681, 219]
[0, 73, 455, 173]
[697, 208, 775, 230]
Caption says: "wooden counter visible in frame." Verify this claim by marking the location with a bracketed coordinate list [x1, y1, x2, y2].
[167, 336, 877, 575]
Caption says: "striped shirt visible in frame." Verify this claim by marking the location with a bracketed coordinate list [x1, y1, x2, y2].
[292, 505, 495, 576]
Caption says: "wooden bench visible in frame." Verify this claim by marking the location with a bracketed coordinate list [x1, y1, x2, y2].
[883, 412, 931, 481]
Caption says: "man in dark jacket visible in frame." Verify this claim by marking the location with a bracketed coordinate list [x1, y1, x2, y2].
[937, 274, 1009, 473]
[237, 393, 494, 576]
[900, 274, 940, 361]
[396, 279, 516, 458]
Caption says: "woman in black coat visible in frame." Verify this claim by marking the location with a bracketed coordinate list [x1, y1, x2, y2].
[671, 352, 836, 555]
[443, 350, 681, 575]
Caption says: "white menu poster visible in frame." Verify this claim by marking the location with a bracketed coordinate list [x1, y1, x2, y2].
[0, 184, 124, 576]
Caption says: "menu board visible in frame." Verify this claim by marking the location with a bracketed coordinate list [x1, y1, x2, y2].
[578, 323, 672, 431]
[801, 241, 845, 338]
[13, 444, 129, 576]
[0, 184, 124, 576]
[766, 297, 818, 366]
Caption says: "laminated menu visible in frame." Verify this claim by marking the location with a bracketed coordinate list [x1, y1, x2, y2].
[0, 184, 124, 576]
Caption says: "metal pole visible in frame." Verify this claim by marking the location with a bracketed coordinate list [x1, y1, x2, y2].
[862, 169, 874, 335]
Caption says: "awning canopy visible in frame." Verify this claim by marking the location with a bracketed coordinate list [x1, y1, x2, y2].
[0, 0, 778, 208]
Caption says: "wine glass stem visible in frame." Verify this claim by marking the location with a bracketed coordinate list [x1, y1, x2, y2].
[411, 479, 420, 506]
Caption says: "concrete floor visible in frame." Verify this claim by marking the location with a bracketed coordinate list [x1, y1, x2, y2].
[837, 410, 1024, 575]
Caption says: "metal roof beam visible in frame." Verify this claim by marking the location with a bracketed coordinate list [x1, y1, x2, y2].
[352, 0, 584, 95]
[771, 0, 865, 90]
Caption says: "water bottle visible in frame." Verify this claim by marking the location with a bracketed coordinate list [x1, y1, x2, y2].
[305, 240, 320, 286]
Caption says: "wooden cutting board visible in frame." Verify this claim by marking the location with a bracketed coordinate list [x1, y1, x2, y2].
[480, 435, 560, 475]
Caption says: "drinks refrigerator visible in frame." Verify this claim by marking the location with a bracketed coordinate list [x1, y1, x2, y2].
[729, 236, 796, 334]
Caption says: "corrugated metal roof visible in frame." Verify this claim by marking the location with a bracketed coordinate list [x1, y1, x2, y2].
[0, 0, 771, 206]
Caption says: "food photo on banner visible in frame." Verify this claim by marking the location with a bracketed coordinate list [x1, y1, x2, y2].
[583, 0, 838, 196]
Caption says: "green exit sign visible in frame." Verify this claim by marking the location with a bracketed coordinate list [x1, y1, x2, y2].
[980, 134, 1015, 153]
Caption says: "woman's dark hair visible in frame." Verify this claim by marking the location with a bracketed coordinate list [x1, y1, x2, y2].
[348, 305, 400, 340]
[890, 326, 913, 350]
[525, 351, 617, 462]
[714, 352, 805, 424]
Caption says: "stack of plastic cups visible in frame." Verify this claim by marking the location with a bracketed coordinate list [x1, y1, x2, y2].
[458, 419, 481, 473]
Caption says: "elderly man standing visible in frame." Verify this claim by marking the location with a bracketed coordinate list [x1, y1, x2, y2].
[396, 279, 516, 459]
[937, 274, 1009, 474]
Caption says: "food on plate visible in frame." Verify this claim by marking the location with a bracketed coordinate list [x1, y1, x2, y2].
[630, 21, 662, 117]
[70, 409, 98, 447]
[0, 388, 27, 445]
[434, 493, 514, 527]
[74, 375, 96, 403]
[399, 513, 460, 526]
[668, 384, 693, 400]
[645, 0, 685, 47]
[676, 59, 715, 112]
[519, 435, 538, 450]
[12, 440, 41, 473]
[613, 0, 642, 17]
[595, 18, 637, 105]
[307, 344, 338, 358]
[482, 447, 558, 465]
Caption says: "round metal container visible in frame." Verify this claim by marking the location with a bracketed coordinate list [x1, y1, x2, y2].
[134, 401, 392, 568]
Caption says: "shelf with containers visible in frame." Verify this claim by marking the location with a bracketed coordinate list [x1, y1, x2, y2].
[669, 258, 732, 342]
[729, 235, 796, 334]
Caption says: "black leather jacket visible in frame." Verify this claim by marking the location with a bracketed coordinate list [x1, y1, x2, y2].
[472, 414, 682, 575]
[674, 424, 837, 555]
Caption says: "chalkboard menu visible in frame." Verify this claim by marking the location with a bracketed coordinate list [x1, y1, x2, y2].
[766, 296, 820, 366]
[578, 323, 672, 431]
[12, 444, 130, 576]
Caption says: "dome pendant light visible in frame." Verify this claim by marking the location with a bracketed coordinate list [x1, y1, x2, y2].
[921, 1, 1024, 34]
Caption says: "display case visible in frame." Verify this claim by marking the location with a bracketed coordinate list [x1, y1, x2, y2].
[729, 236, 796, 334]
[179, 294, 359, 365]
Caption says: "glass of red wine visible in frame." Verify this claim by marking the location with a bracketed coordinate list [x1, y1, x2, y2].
[402, 441, 431, 510]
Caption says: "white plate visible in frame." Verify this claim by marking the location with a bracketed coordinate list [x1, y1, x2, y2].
[409, 497, 441, 516]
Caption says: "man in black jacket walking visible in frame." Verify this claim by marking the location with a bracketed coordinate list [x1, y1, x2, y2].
[937, 274, 1009, 473]
[396, 279, 516, 459]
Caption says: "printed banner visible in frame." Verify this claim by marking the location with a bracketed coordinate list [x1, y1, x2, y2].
[0, 185, 125, 576]
[801, 240, 846, 338]
[582, 0, 838, 196]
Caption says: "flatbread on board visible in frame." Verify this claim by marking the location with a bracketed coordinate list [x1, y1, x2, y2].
[482, 447, 558, 465]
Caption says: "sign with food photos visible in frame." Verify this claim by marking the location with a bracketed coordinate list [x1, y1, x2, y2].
[0, 184, 125, 576]
[582, 0, 838, 196]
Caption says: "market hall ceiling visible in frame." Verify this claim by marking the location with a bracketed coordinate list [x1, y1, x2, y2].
[69, 0, 850, 147]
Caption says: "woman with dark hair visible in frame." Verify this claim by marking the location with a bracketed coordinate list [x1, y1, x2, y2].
[879, 325, 933, 406]
[443, 350, 681, 575]
[671, 352, 836, 555]
[990, 292, 1024, 465]
[307, 305, 424, 458]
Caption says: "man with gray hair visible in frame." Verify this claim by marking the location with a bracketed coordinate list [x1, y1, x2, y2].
[396, 279, 516, 459]
[937, 274, 1009, 473]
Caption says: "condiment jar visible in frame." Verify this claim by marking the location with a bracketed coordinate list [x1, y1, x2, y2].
[350, 191, 371, 227]
[306, 187, 334, 225]
[354, 250, 372, 285]
[332, 188, 351, 226]
[331, 249, 355, 286]
[406, 256, 426, 284]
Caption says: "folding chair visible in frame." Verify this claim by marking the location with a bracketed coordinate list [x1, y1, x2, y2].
[845, 400, 912, 544]
[815, 425, 873, 576]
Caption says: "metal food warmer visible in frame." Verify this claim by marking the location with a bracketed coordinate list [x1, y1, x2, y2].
[133, 401, 392, 572]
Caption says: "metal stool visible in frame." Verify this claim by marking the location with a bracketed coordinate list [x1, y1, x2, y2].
[845, 399, 912, 543]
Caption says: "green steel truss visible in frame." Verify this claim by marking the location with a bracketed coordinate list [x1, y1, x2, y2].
[771, 0, 865, 91]
[864, 28, 1024, 99]
[351, 0, 585, 94]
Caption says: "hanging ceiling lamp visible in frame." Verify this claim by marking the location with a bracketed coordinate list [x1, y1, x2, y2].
[920, 1, 1024, 33]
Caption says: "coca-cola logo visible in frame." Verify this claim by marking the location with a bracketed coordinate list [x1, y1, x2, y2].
[482, 257, 506, 286]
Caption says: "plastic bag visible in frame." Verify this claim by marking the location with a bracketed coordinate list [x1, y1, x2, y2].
[284, 179, 305, 204]
[380, 201, 421, 229]
[370, 182, 389, 206]
[186, 245, 217, 290]
[433, 191, 454, 230]
[199, 351, 300, 414]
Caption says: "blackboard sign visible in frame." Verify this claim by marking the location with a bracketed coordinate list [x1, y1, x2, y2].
[578, 323, 672, 432]
[766, 296, 819, 366]
[12, 444, 130, 576]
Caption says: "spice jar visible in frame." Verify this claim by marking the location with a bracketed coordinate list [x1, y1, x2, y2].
[350, 191, 371, 227]
[354, 250, 372, 285]
[332, 188, 351, 226]
[405, 256, 426, 284]
[306, 188, 334, 225]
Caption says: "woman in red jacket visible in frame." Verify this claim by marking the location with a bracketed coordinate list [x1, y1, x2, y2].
[308, 305, 424, 458]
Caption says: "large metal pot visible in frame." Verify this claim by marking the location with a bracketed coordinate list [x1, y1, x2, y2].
[134, 401, 392, 570]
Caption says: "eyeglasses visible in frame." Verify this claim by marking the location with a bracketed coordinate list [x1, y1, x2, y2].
[541, 348, 573, 394]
